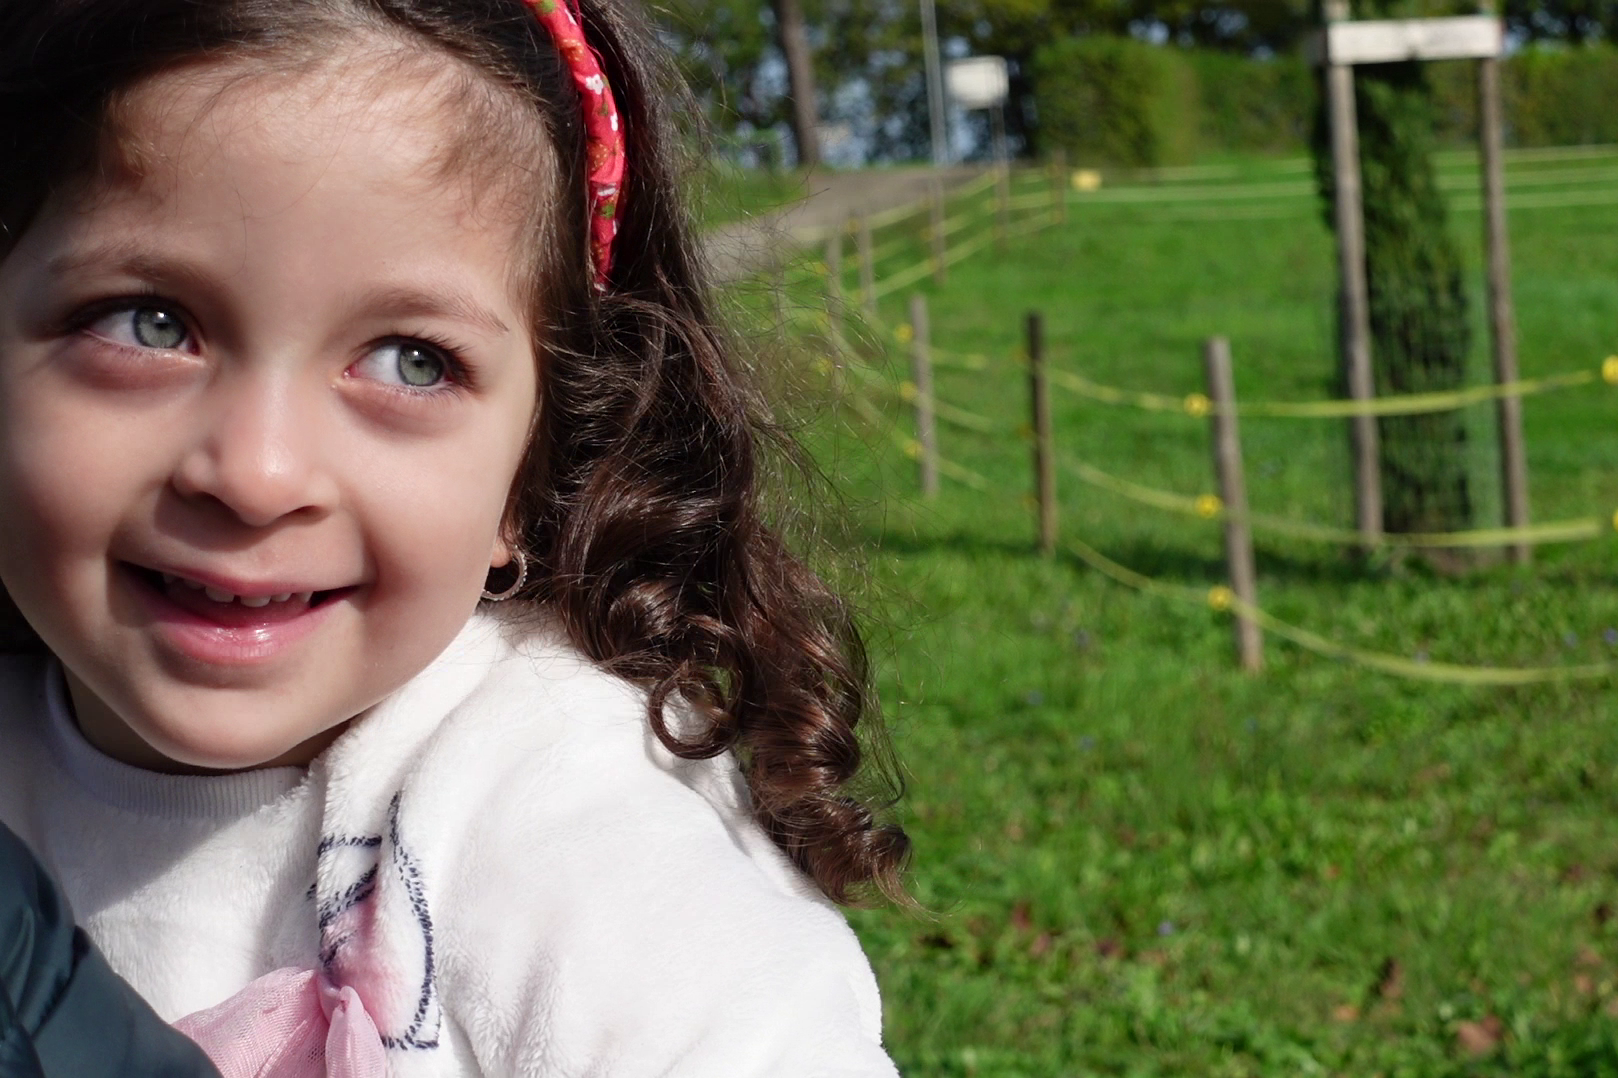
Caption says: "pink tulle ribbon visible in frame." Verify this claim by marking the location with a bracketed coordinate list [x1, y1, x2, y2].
[174, 968, 389, 1078]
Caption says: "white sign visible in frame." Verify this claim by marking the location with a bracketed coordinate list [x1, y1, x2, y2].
[1320, 15, 1503, 65]
[945, 56, 1009, 110]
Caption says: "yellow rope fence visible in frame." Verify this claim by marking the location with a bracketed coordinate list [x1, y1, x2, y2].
[838, 397, 1618, 685]
[826, 326, 1618, 553]
[1043, 355, 1613, 419]
[818, 312, 1618, 551]
[788, 179, 1618, 686]
[1053, 452, 1616, 549]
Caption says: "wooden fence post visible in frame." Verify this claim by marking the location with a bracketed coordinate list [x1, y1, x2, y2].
[1478, 54, 1530, 564]
[1027, 312, 1057, 555]
[1050, 149, 1068, 225]
[996, 163, 1012, 251]
[856, 214, 876, 316]
[930, 177, 948, 286]
[771, 258, 787, 332]
[909, 294, 939, 498]
[823, 228, 846, 391]
[1323, 0, 1383, 547]
[1204, 337, 1263, 671]
[824, 227, 843, 339]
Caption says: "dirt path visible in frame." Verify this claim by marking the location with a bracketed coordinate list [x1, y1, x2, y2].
[702, 165, 982, 284]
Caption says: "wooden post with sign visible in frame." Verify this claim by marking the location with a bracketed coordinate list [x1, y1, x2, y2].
[1204, 337, 1262, 671]
[1027, 312, 1057, 555]
[909, 294, 939, 498]
[946, 56, 1013, 250]
[1314, 7, 1515, 554]
[1322, 0, 1382, 547]
[1478, 53, 1529, 563]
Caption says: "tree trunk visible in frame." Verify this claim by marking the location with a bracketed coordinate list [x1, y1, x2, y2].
[772, 0, 820, 168]
[1316, 59, 1474, 537]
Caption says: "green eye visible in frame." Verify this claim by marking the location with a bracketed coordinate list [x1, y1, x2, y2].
[353, 341, 455, 392]
[396, 345, 446, 387]
[132, 308, 186, 349]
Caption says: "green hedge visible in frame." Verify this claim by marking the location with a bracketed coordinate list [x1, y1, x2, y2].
[1183, 49, 1317, 156]
[1032, 38, 1618, 164]
[1031, 36, 1197, 168]
[1431, 46, 1618, 146]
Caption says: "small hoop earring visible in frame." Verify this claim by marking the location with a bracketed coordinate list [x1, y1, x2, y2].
[481, 548, 528, 602]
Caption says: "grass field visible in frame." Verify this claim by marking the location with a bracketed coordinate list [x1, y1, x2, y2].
[731, 153, 1618, 1076]
[687, 161, 812, 229]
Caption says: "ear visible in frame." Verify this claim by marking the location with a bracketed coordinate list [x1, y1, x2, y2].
[489, 532, 513, 570]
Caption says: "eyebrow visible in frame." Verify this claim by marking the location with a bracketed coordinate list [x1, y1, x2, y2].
[44, 242, 513, 339]
[351, 284, 512, 339]
[46, 241, 216, 294]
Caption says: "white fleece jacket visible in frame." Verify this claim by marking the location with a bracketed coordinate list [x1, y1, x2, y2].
[0, 607, 899, 1077]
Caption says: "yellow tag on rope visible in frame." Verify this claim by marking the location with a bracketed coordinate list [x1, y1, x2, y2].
[1184, 393, 1212, 418]
[1195, 494, 1223, 519]
[1208, 585, 1234, 612]
[1071, 169, 1103, 192]
[1604, 355, 1618, 385]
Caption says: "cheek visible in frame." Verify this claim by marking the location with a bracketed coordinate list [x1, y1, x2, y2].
[352, 416, 531, 603]
[0, 374, 164, 580]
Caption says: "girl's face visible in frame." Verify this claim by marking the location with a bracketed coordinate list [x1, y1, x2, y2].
[0, 52, 541, 772]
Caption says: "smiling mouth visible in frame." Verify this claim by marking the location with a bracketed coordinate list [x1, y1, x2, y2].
[125, 564, 352, 626]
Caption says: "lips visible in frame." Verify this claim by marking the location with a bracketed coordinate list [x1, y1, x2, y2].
[122, 562, 354, 664]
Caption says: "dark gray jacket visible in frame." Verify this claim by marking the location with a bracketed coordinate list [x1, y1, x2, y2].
[0, 822, 221, 1078]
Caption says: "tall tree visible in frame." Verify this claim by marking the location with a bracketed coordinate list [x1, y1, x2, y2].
[1503, 0, 1618, 43]
[813, 0, 932, 161]
[1360, 65, 1473, 535]
[655, 0, 1612, 170]
[773, 0, 822, 166]
[659, 0, 782, 149]
[1314, 1, 1474, 537]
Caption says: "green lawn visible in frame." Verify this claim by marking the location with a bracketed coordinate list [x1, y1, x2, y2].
[687, 160, 813, 229]
[746, 156, 1618, 1076]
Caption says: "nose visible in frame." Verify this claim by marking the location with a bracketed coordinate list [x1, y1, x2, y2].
[170, 372, 338, 529]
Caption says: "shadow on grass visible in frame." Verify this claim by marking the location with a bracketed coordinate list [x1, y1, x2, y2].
[855, 516, 1617, 598]
[857, 525, 1373, 589]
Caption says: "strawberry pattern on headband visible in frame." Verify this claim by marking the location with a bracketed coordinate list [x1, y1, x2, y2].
[524, 0, 626, 291]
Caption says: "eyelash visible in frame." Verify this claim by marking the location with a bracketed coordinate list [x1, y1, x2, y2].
[66, 297, 479, 395]
[65, 292, 172, 340]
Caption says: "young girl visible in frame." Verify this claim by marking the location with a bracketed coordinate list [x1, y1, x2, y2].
[0, 0, 909, 1074]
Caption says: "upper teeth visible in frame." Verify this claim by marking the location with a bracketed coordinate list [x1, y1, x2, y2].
[161, 573, 310, 606]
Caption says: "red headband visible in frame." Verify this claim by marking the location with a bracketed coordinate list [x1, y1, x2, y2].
[522, 0, 626, 291]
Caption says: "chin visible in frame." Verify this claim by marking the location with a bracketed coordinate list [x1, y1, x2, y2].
[137, 704, 341, 772]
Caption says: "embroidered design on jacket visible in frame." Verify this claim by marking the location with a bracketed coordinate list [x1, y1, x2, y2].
[315, 792, 441, 1050]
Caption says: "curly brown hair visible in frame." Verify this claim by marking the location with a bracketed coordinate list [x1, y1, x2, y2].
[0, 0, 910, 904]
